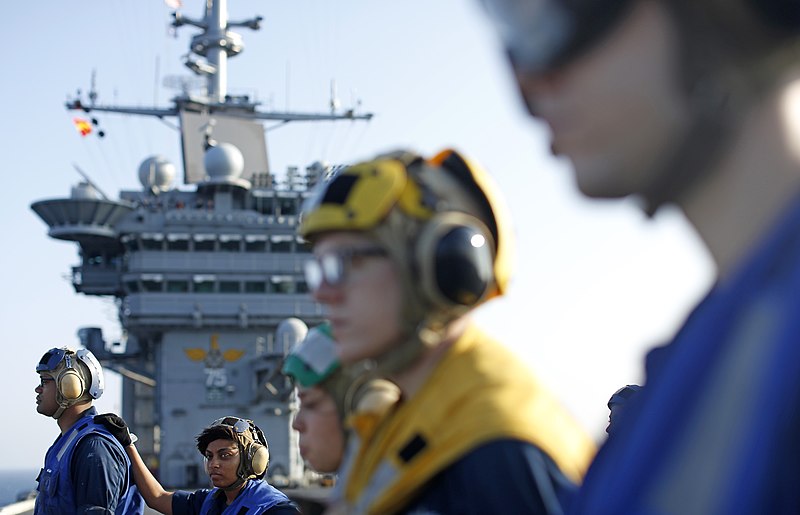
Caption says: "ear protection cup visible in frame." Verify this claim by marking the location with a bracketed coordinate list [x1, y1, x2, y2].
[55, 353, 86, 402]
[249, 445, 269, 477]
[57, 368, 85, 401]
[243, 421, 269, 478]
[347, 377, 401, 418]
[415, 211, 496, 309]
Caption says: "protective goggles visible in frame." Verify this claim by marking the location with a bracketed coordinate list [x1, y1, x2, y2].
[480, 0, 634, 73]
[37, 348, 67, 373]
[212, 416, 251, 434]
[282, 323, 341, 388]
[303, 246, 388, 292]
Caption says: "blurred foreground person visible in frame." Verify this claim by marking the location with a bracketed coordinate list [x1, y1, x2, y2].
[282, 322, 400, 476]
[98, 415, 299, 515]
[482, 0, 800, 512]
[283, 322, 350, 474]
[299, 149, 595, 514]
[35, 346, 144, 514]
[282, 322, 400, 514]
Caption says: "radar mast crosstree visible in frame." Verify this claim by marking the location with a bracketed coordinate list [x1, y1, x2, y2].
[66, 0, 373, 123]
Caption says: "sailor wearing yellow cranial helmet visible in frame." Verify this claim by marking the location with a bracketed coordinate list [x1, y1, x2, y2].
[300, 150, 594, 515]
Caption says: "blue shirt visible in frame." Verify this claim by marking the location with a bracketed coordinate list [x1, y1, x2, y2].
[570, 196, 800, 514]
[172, 479, 299, 515]
[72, 434, 129, 512]
[36, 407, 138, 515]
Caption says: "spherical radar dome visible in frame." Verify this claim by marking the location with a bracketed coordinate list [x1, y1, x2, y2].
[276, 317, 309, 352]
[204, 142, 245, 179]
[138, 155, 176, 193]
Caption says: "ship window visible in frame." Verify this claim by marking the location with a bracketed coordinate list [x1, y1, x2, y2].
[194, 280, 215, 293]
[141, 238, 163, 251]
[193, 274, 216, 293]
[245, 235, 267, 252]
[271, 276, 295, 294]
[276, 198, 297, 216]
[193, 234, 216, 251]
[166, 234, 190, 251]
[166, 280, 189, 293]
[219, 237, 241, 252]
[245, 240, 266, 252]
[123, 238, 139, 252]
[167, 239, 189, 251]
[142, 278, 163, 292]
[296, 280, 309, 294]
[296, 239, 312, 253]
[271, 235, 293, 253]
[254, 197, 275, 215]
[272, 240, 291, 252]
[245, 281, 266, 293]
[220, 281, 240, 293]
[125, 280, 140, 293]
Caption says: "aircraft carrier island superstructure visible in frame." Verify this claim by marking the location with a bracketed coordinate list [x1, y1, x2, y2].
[30, 0, 371, 491]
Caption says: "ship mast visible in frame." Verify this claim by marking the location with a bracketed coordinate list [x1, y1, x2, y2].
[33, 0, 369, 490]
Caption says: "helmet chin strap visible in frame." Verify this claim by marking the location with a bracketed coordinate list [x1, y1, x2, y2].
[637, 19, 791, 217]
[369, 308, 459, 378]
[52, 393, 92, 420]
[221, 477, 246, 492]
[52, 405, 67, 420]
[641, 77, 739, 217]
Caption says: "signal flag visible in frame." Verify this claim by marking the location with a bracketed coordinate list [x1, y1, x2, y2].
[73, 117, 92, 137]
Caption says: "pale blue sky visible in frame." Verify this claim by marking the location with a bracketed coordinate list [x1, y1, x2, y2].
[1, 0, 713, 471]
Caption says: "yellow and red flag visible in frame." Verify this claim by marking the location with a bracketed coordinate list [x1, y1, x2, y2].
[72, 117, 92, 137]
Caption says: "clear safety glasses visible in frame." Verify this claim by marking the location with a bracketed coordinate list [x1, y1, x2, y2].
[303, 246, 388, 292]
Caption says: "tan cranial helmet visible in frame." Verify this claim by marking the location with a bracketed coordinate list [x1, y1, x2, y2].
[299, 149, 514, 374]
[37, 347, 104, 419]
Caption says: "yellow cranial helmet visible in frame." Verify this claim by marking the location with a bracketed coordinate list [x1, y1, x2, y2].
[299, 149, 513, 311]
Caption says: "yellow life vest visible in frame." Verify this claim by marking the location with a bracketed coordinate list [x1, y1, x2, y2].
[343, 324, 596, 514]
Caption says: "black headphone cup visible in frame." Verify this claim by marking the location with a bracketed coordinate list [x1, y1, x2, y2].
[416, 214, 495, 309]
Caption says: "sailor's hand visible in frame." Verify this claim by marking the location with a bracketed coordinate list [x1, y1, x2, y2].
[96, 413, 138, 447]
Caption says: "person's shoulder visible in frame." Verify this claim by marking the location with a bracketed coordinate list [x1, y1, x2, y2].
[454, 439, 552, 473]
[407, 439, 576, 514]
[74, 431, 126, 462]
[248, 481, 299, 513]
[447, 439, 577, 499]
[171, 488, 212, 515]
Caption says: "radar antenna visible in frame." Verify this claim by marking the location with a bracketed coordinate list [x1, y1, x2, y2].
[72, 163, 110, 200]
